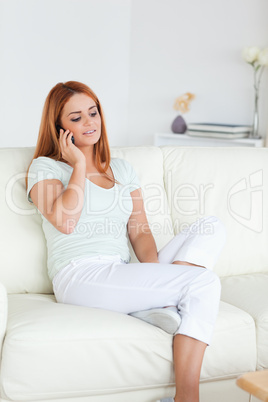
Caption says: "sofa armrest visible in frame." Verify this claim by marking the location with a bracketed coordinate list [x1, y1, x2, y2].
[0, 282, 8, 354]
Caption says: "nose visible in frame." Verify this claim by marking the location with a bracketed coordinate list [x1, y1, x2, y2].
[84, 115, 93, 126]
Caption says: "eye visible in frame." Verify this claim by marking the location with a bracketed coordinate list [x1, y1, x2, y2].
[71, 117, 81, 122]
[90, 112, 98, 117]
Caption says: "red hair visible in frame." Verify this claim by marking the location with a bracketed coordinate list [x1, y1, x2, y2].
[26, 81, 111, 186]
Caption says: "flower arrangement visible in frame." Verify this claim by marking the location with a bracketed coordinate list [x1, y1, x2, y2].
[242, 47, 268, 66]
[173, 92, 195, 114]
[171, 92, 195, 134]
[242, 46, 268, 138]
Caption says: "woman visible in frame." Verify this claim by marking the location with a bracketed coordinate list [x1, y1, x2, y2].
[26, 81, 226, 402]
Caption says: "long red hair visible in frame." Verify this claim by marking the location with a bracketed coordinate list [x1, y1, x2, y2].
[26, 81, 111, 186]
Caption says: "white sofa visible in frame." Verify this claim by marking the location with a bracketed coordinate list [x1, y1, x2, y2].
[0, 145, 267, 402]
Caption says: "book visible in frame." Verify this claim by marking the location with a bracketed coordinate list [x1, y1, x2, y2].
[187, 130, 249, 139]
[187, 123, 252, 134]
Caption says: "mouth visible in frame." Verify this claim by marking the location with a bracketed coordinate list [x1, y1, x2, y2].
[83, 130, 96, 135]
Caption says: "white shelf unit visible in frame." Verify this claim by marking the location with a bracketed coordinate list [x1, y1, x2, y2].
[154, 133, 264, 148]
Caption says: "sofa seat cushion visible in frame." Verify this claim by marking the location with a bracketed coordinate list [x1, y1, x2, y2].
[221, 273, 268, 370]
[1, 295, 256, 400]
[201, 301, 256, 380]
[1, 294, 174, 401]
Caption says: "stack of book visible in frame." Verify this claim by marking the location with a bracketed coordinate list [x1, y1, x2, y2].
[187, 123, 252, 139]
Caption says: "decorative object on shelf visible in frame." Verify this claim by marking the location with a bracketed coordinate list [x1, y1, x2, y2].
[242, 46, 268, 139]
[171, 115, 187, 134]
[171, 92, 195, 134]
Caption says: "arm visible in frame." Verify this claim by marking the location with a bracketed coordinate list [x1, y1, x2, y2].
[30, 130, 86, 234]
[127, 188, 159, 263]
[0, 282, 7, 357]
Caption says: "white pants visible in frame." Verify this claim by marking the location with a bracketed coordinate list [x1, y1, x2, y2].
[53, 216, 226, 344]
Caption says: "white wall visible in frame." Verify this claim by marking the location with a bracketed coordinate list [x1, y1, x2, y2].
[0, 0, 267, 148]
[0, 0, 131, 147]
[128, 0, 268, 145]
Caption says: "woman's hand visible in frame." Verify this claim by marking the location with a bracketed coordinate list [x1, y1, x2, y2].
[59, 129, 86, 167]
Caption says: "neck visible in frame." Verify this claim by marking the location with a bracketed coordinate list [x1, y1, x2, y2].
[78, 145, 95, 166]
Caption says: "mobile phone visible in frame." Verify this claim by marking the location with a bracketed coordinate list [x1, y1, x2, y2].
[56, 125, 75, 144]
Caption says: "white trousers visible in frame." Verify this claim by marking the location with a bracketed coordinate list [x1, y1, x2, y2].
[53, 216, 226, 344]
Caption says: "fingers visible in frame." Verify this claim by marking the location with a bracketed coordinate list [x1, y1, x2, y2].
[59, 129, 74, 147]
[59, 130, 75, 163]
[66, 131, 73, 144]
[59, 129, 67, 151]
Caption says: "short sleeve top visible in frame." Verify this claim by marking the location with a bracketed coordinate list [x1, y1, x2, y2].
[27, 156, 141, 280]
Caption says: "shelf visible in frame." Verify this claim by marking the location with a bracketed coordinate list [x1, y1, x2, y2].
[154, 133, 264, 148]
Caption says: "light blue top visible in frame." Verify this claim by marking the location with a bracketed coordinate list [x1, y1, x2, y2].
[27, 156, 140, 280]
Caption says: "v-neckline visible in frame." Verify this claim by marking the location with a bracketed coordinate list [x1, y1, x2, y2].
[59, 159, 116, 190]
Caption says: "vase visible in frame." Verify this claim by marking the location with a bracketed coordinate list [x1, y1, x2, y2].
[171, 115, 187, 134]
[249, 88, 260, 139]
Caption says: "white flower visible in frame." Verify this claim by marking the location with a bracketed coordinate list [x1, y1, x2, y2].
[242, 46, 260, 63]
[258, 48, 268, 66]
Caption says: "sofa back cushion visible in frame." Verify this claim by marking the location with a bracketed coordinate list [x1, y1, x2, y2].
[0, 146, 173, 294]
[1, 145, 267, 294]
[0, 147, 52, 294]
[162, 146, 268, 277]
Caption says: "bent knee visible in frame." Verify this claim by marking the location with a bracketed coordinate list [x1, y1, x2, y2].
[203, 269, 221, 297]
[201, 216, 227, 251]
[205, 215, 226, 239]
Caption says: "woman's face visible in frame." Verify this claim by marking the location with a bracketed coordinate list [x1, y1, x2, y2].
[60, 93, 102, 148]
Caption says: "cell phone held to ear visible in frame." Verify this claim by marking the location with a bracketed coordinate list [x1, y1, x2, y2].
[56, 125, 75, 144]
